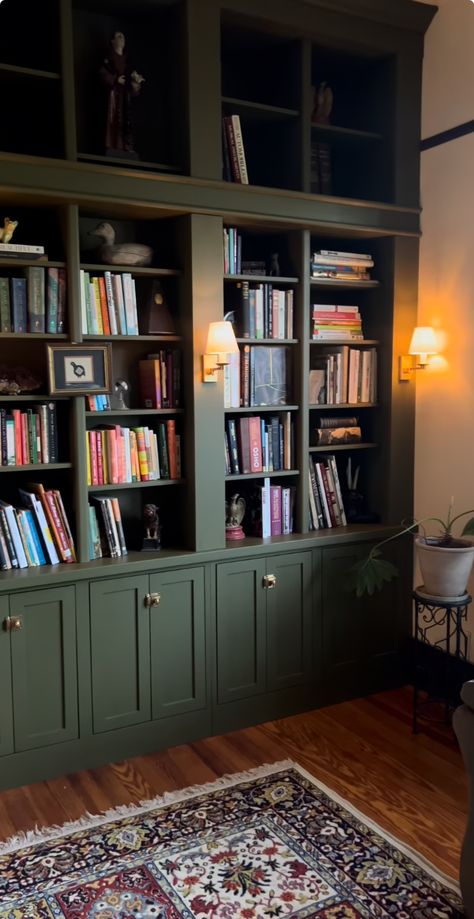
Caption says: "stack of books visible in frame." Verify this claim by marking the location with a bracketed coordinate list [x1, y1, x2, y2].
[222, 115, 249, 184]
[312, 415, 362, 446]
[312, 304, 363, 341]
[308, 455, 347, 530]
[89, 496, 127, 560]
[311, 249, 374, 282]
[80, 270, 139, 335]
[86, 421, 181, 485]
[0, 485, 75, 569]
[225, 413, 293, 475]
[309, 346, 377, 404]
[0, 403, 58, 465]
[0, 266, 66, 333]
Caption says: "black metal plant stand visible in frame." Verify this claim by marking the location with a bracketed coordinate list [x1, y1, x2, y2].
[412, 586, 471, 733]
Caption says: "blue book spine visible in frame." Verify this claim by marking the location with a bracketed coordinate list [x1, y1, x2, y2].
[11, 277, 27, 332]
[25, 510, 46, 565]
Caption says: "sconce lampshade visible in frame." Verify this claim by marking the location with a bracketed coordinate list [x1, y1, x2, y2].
[408, 326, 438, 364]
[205, 321, 239, 356]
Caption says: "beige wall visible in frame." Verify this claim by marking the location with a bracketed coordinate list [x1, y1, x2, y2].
[416, 0, 474, 652]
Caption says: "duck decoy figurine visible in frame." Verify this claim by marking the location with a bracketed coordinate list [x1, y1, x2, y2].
[89, 221, 153, 266]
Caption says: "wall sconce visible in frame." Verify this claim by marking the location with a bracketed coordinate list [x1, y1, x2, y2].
[202, 320, 239, 383]
[399, 326, 438, 381]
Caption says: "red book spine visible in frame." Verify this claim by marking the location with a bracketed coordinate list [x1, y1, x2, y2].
[98, 276, 111, 336]
[89, 432, 98, 485]
[106, 429, 119, 484]
[45, 490, 72, 561]
[248, 416, 263, 473]
[12, 409, 22, 464]
[270, 485, 282, 536]
[20, 412, 29, 464]
[139, 360, 161, 409]
[96, 431, 104, 484]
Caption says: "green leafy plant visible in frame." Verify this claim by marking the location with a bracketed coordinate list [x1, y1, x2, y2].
[350, 505, 474, 597]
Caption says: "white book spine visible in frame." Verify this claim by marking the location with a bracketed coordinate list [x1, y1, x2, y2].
[104, 271, 118, 335]
[315, 462, 332, 528]
[230, 115, 249, 184]
[4, 506, 28, 568]
[261, 476, 271, 537]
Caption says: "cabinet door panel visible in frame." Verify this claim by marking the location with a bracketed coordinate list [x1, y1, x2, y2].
[0, 595, 13, 756]
[10, 586, 77, 752]
[90, 576, 150, 733]
[267, 551, 313, 691]
[216, 559, 266, 703]
[150, 567, 206, 719]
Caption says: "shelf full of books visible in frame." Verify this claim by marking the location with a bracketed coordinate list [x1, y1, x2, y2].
[0, 401, 61, 466]
[308, 454, 347, 531]
[224, 345, 292, 409]
[89, 496, 128, 561]
[311, 249, 374, 283]
[309, 347, 377, 406]
[86, 419, 182, 487]
[0, 484, 75, 571]
[225, 412, 294, 477]
[0, 264, 66, 335]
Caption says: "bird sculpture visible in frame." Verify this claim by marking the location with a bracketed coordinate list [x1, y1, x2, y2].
[89, 221, 153, 266]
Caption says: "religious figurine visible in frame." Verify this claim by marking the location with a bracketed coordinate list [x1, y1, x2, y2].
[0, 217, 18, 243]
[113, 379, 129, 410]
[225, 493, 246, 541]
[142, 503, 161, 551]
[311, 82, 333, 124]
[99, 31, 145, 159]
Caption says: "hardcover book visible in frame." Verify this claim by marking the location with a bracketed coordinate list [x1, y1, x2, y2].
[252, 346, 289, 406]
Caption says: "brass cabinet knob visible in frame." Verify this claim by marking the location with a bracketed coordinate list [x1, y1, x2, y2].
[3, 616, 23, 632]
[263, 574, 277, 589]
[144, 593, 161, 608]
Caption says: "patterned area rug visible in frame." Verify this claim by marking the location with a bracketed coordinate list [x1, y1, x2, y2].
[0, 760, 464, 918]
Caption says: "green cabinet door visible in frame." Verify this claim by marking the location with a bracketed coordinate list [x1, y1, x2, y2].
[90, 575, 151, 733]
[266, 551, 313, 691]
[0, 595, 14, 756]
[10, 586, 78, 752]
[322, 542, 403, 696]
[216, 558, 266, 703]
[149, 567, 206, 719]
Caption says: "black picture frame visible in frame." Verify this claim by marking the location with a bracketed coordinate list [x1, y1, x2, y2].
[46, 344, 112, 395]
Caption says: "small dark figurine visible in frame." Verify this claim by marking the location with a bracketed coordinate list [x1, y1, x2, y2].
[142, 503, 161, 551]
[99, 30, 145, 159]
[268, 253, 280, 276]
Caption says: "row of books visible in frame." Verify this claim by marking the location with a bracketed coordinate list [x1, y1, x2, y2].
[87, 395, 112, 411]
[86, 421, 181, 485]
[229, 281, 294, 340]
[139, 353, 182, 409]
[80, 269, 140, 336]
[310, 142, 332, 195]
[0, 403, 58, 466]
[222, 115, 249, 184]
[0, 485, 75, 570]
[309, 347, 377, 405]
[225, 413, 294, 475]
[312, 304, 363, 341]
[224, 345, 291, 408]
[247, 480, 295, 538]
[89, 496, 127, 560]
[308, 454, 347, 530]
[223, 227, 242, 275]
[0, 267, 66, 334]
[311, 249, 374, 282]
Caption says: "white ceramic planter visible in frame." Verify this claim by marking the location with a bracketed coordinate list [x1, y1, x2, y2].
[416, 536, 474, 598]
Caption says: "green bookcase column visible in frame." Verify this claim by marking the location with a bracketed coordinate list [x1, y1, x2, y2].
[185, 0, 221, 179]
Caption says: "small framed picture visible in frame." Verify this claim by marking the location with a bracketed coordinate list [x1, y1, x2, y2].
[46, 344, 112, 395]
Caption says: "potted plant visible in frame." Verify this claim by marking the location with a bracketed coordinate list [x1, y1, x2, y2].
[351, 503, 474, 598]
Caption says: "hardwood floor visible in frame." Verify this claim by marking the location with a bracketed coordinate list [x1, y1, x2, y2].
[0, 687, 467, 880]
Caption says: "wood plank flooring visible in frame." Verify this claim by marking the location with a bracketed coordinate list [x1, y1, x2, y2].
[0, 687, 467, 880]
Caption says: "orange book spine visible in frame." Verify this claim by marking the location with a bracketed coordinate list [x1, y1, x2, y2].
[20, 412, 30, 464]
[98, 276, 111, 336]
[166, 419, 178, 479]
[130, 430, 139, 481]
[135, 427, 149, 481]
[45, 490, 72, 561]
[89, 432, 98, 485]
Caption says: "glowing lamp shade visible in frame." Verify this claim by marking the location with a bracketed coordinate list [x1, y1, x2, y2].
[205, 321, 239, 361]
[408, 326, 438, 366]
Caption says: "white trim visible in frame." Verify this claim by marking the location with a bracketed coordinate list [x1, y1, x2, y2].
[0, 756, 461, 898]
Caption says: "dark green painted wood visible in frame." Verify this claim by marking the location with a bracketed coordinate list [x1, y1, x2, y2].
[216, 558, 266, 702]
[186, 0, 221, 179]
[10, 586, 78, 752]
[149, 566, 207, 718]
[321, 542, 404, 699]
[89, 576, 151, 733]
[59, 0, 78, 160]
[0, 595, 14, 757]
[266, 551, 313, 690]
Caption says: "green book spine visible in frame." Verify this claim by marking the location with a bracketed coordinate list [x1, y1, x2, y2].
[0, 277, 10, 332]
[157, 424, 170, 479]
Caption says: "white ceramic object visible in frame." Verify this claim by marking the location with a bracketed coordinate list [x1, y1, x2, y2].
[416, 536, 474, 598]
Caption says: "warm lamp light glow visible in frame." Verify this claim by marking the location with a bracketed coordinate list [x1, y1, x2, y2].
[203, 321, 239, 383]
[408, 326, 438, 366]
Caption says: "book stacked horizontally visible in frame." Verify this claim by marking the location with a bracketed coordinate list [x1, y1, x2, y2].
[308, 454, 347, 530]
[312, 415, 362, 446]
[312, 304, 362, 341]
[311, 249, 374, 282]
[0, 485, 75, 570]
[89, 497, 127, 560]
[222, 115, 249, 184]
[0, 402, 58, 465]
[0, 266, 66, 334]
